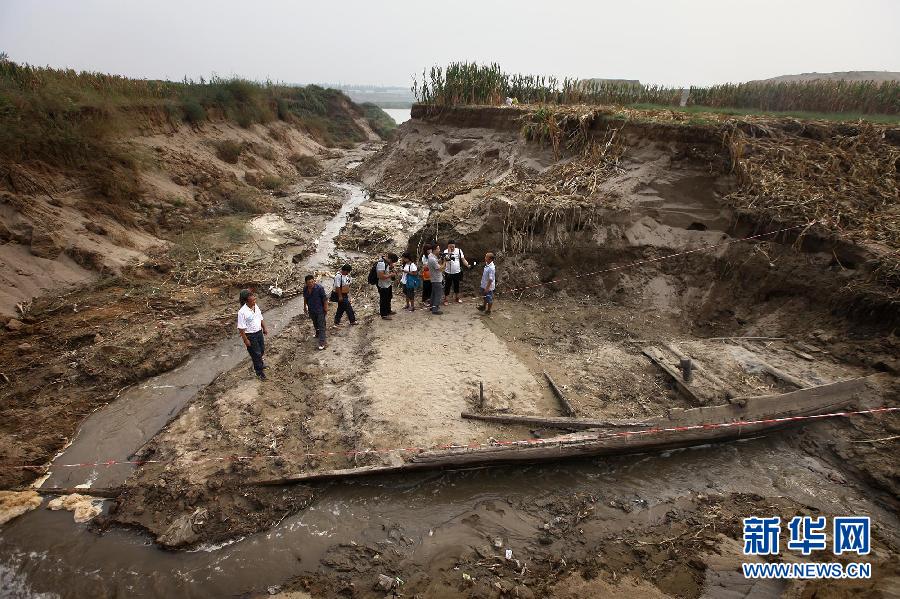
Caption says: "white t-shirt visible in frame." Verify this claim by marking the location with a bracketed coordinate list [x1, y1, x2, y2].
[333, 273, 352, 292]
[481, 262, 496, 290]
[401, 262, 418, 284]
[444, 247, 465, 275]
[375, 259, 392, 289]
[237, 304, 263, 334]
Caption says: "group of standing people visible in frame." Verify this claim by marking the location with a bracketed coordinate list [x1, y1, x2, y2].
[374, 241, 495, 317]
[236, 241, 496, 378]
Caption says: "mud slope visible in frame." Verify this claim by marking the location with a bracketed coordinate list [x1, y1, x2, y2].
[0, 105, 382, 489]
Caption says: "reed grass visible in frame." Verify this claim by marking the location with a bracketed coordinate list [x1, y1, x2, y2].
[414, 62, 899, 116]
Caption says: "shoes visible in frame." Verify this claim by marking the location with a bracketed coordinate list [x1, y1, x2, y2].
[456, 298, 463, 303]
[349, 321, 359, 326]
[431, 310, 444, 315]
[257, 373, 267, 380]
[476, 304, 485, 311]
[318, 343, 326, 350]
[381, 316, 393, 320]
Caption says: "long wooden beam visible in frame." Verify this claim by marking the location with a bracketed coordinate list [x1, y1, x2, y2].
[257, 376, 874, 485]
[544, 371, 577, 416]
[460, 412, 650, 430]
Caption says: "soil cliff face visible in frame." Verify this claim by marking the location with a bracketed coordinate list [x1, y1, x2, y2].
[0, 93, 382, 489]
[363, 105, 899, 328]
[0, 106, 378, 319]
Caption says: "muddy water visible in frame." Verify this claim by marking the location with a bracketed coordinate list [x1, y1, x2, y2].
[2, 435, 897, 597]
[39, 183, 369, 491]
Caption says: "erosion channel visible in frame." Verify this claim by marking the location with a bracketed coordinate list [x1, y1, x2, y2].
[2, 106, 899, 598]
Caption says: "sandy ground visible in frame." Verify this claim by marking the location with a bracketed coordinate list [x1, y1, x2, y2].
[361, 305, 554, 448]
[4, 109, 899, 599]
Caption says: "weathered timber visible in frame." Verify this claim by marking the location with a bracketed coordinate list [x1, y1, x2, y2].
[38, 487, 122, 498]
[664, 342, 737, 400]
[544, 371, 576, 416]
[643, 346, 703, 404]
[756, 359, 814, 389]
[258, 376, 874, 485]
[460, 412, 650, 430]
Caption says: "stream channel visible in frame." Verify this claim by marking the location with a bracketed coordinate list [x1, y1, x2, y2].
[1, 182, 897, 598]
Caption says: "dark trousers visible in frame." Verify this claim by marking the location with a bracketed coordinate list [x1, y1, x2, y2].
[334, 296, 356, 324]
[422, 279, 432, 303]
[378, 285, 393, 316]
[245, 330, 265, 376]
[309, 311, 326, 344]
[444, 272, 462, 296]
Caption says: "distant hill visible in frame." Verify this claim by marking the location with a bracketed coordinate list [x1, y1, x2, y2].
[325, 85, 414, 109]
[581, 78, 642, 86]
[752, 71, 900, 84]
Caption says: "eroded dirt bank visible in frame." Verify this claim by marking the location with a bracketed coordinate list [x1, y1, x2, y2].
[0, 108, 381, 490]
[2, 105, 899, 598]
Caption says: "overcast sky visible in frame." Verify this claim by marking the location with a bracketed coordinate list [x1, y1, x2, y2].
[1, 0, 898, 87]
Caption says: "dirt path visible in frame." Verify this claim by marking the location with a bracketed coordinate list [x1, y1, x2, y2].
[361, 303, 556, 448]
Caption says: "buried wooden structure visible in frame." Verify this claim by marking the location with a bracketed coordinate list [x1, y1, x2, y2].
[258, 376, 875, 485]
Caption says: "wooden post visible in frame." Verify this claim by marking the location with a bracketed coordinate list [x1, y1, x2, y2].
[680, 358, 693, 382]
[479, 381, 484, 410]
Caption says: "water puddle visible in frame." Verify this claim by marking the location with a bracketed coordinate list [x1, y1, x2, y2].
[2, 436, 897, 597]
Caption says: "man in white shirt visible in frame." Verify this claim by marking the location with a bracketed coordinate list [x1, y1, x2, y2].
[442, 240, 469, 305]
[477, 252, 496, 315]
[332, 264, 357, 326]
[376, 252, 399, 320]
[237, 290, 268, 379]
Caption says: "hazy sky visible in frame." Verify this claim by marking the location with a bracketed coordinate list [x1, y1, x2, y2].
[1, 0, 898, 87]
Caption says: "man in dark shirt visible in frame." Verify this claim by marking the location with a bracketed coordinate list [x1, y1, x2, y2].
[303, 274, 329, 350]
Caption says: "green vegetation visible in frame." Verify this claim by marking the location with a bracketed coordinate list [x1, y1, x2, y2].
[259, 174, 287, 191]
[291, 154, 323, 176]
[214, 139, 244, 163]
[627, 104, 900, 124]
[0, 59, 375, 206]
[360, 102, 398, 139]
[224, 185, 273, 214]
[414, 62, 899, 116]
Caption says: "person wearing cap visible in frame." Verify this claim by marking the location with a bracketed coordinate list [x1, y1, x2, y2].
[332, 264, 357, 326]
[442, 239, 469, 304]
[237, 289, 268, 379]
[303, 274, 329, 350]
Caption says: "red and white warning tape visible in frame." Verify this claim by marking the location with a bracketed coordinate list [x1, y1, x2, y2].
[5, 405, 896, 472]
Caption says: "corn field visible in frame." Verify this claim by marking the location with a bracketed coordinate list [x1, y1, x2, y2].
[414, 62, 899, 115]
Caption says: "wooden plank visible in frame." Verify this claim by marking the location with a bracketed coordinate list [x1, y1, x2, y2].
[757, 359, 813, 389]
[665, 342, 737, 401]
[544, 371, 576, 416]
[643, 346, 703, 405]
[460, 412, 651, 430]
[258, 376, 873, 485]
[38, 487, 122, 498]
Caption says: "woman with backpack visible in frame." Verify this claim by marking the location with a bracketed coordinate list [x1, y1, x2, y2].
[400, 252, 420, 311]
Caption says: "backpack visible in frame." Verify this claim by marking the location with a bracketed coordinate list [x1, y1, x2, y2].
[367, 260, 381, 285]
